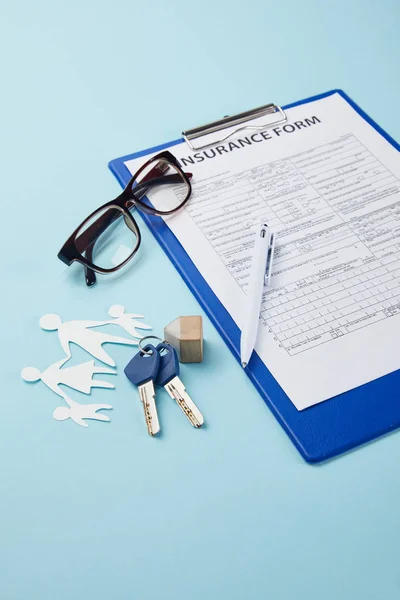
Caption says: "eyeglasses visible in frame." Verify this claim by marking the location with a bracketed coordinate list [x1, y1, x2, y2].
[58, 151, 192, 286]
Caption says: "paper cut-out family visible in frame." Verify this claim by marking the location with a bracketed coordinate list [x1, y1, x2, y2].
[21, 306, 151, 427]
[53, 399, 113, 428]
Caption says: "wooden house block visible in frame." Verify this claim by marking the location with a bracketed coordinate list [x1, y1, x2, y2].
[164, 316, 203, 363]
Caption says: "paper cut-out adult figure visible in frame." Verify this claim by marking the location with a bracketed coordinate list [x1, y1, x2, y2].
[108, 304, 152, 338]
[53, 398, 112, 427]
[21, 357, 116, 399]
[39, 314, 137, 367]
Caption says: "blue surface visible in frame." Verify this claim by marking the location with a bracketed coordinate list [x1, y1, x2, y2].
[109, 89, 400, 463]
[1, 1, 400, 599]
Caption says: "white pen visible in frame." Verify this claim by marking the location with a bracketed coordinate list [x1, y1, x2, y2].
[240, 223, 275, 368]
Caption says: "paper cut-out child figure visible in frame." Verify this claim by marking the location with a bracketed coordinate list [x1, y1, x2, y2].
[21, 357, 116, 399]
[108, 304, 152, 338]
[39, 314, 138, 367]
[53, 397, 112, 428]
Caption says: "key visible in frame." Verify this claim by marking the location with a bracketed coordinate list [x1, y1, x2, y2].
[155, 342, 204, 428]
[124, 344, 161, 436]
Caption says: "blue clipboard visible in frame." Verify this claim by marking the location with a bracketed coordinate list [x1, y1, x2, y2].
[109, 89, 400, 463]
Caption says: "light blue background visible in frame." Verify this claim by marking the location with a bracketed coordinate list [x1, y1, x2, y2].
[1, 1, 400, 598]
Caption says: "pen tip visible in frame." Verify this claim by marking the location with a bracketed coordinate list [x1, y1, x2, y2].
[241, 362, 247, 368]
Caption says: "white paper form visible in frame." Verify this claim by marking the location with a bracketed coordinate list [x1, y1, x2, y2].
[125, 93, 400, 410]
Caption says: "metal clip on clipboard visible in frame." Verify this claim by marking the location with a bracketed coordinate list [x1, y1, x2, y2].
[182, 103, 287, 151]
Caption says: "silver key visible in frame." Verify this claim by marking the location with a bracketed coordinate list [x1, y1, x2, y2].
[164, 376, 204, 428]
[124, 345, 161, 436]
[138, 381, 160, 436]
[155, 343, 204, 428]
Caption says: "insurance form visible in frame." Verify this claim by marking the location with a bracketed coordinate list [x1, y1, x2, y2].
[125, 92, 400, 410]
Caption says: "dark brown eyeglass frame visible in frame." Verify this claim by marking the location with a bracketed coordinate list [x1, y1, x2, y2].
[58, 150, 192, 286]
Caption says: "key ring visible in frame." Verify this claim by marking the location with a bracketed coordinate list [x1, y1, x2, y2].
[138, 335, 163, 355]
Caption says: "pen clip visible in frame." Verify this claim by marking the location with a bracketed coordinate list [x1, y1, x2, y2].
[264, 232, 276, 287]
